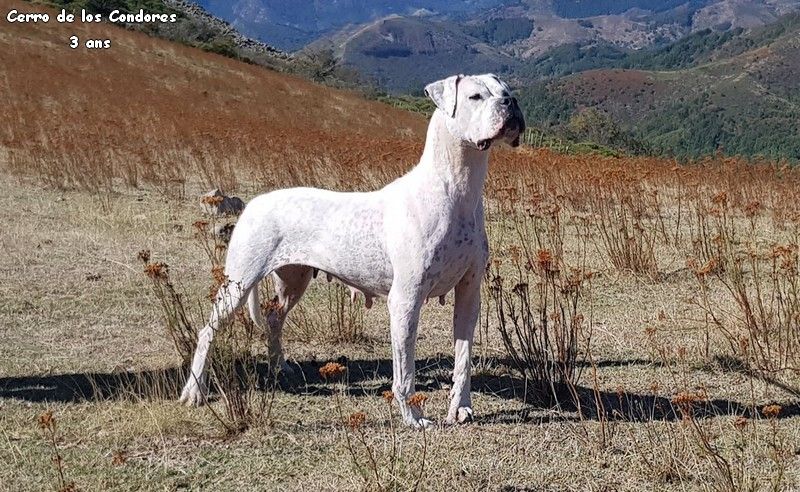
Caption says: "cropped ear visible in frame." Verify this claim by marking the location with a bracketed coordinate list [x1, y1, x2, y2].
[424, 75, 462, 117]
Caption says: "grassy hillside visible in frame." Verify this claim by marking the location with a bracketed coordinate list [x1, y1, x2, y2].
[44, 0, 289, 64]
[1, 0, 426, 191]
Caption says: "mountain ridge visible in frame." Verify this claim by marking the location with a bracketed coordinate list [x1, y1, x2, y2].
[519, 13, 800, 159]
[277, 0, 800, 92]
[194, 0, 800, 55]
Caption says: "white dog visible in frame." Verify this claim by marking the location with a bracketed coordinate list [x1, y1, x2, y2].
[179, 74, 525, 428]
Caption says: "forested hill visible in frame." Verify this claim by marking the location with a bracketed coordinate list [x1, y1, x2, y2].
[550, 0, 703, 18]
[518, 13, 800, 160]
[520, 13, 800, 79]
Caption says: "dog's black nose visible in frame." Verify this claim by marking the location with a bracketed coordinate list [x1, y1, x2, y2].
[500, 97, 512, 106]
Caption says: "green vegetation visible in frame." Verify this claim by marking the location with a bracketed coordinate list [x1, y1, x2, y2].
[374, 94, 435, 117]
[199, 37, 239, 58]
[515, 12, 800, 161]
[552, 0, 698, 18]
[516, 84, 643, 156]
[464, 18, 534, 45]
[639, 94, 800, 160]
[518, 84, 800, 160]
[521, 28, 749, 79]
[517, 82, 576, 127]
[623, 28, 743, 70]
[716, 13, 800, 56]
[521, 127, 624, 157]
[520, 43, 627, 79]
[522, 14, 800, 80]
[565, 108, 650, 155]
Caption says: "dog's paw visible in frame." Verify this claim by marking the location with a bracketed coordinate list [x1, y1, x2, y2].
[411, 417, 435, 430]
[178, 382, 206, 407]
[445, 406, 474, 425]
[457, 406, 474, 423]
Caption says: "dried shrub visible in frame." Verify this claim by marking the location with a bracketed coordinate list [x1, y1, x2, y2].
[138, 250, 196, 365]
[487, 191, 593, 403]
[321, 364, 428, 491]
[37, 410, 75, 492]
[688, 193, 800, 375]
[588, 175, 660, 279]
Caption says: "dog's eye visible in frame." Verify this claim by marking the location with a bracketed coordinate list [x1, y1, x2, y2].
[469, 94, 483, 101]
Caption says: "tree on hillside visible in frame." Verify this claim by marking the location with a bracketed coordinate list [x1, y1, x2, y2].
[566, 108, 652, 155]
[566, 108, 623, 145]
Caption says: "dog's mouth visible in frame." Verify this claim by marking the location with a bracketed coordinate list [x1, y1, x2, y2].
[501, 113, 525, 148]
[502, 99, 526, 148]
[476, 119, 522, 151]
[477, 102, 526, 151]
[474, 98, 526, 151]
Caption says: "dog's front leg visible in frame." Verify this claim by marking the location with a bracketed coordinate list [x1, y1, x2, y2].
[445, 266, 481, 425]
[387, 288, 433, 429]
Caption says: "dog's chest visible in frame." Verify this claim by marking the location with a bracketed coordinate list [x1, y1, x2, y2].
[421, 216, 486, 297]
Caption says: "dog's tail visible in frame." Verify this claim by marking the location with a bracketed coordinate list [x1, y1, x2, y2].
[246, 284, 267, 329]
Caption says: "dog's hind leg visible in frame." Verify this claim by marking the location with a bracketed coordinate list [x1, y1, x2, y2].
[248, 265, 313, 374]
[179, 280, 250, 406]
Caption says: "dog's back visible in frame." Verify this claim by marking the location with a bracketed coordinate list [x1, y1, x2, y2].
[227, 187, 394, 297]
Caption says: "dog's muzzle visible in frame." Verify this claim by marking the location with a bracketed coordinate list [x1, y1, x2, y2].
[477, 98, 526, 150]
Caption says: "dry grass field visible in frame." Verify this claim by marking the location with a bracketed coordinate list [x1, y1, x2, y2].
[2, 1, 800, 490]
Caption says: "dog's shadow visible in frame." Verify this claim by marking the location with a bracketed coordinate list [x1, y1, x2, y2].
[1, 355, 798, 423]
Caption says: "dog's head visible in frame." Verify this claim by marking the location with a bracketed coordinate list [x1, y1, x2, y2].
[424, 74, 526, 151]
